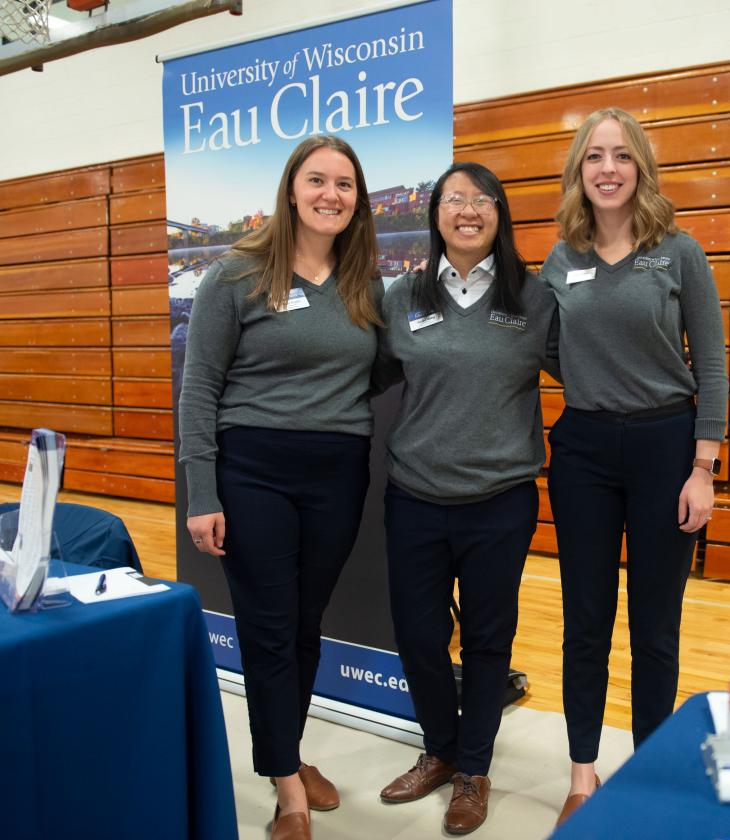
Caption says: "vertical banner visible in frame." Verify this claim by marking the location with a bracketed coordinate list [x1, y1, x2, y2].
[162, 0, 453, 721]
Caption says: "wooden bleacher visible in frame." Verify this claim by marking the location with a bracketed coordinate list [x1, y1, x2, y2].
[0, 156, 173, 502]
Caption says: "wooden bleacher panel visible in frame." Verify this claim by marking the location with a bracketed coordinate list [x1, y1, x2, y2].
[0, 374, 111, 404]
[0, 289, 110, 319]
[0, 319, 110, 347]
[111, 159, 165, 193]
[454, 62, 729, 570]
[0, 348, 111, 374]
[109, 190, 166, 225]
[112, 349, 171, 377]
[0, 402, 112, 435]
[453, 65, 729, 145]
[456, 116, 729, 183]
[110, 221, 167, 256]
[0, 227, 108, 266]
[63, 437, 174, 478]
[111, 285, 169, 315]
[713, 258, 730, 298]
[112, 317, 170, 346]
[0, 259, 108, 292]
[113, 379, 172, 408]
[0, 167, 110, 211]
[111, 254, 168, 286]
[113, 408, 174, 439]
[108, 158, 173, 487]
[63, 469, 176, 503]
[0, 197, 108, 237]
[705, 491, 730, 578]
[0, 155, 174, 502]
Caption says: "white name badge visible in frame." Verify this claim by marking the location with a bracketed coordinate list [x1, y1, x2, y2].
[566, 267, 596, 285]
[408, 310, 444, 332]
[277, 287, 310, 312]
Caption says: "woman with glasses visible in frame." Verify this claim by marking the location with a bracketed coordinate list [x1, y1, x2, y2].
[377, 162, 559, 835]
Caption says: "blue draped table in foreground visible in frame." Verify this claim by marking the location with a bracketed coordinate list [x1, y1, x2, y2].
[551, 692, 729, 839]
[0, 569, 238, 840]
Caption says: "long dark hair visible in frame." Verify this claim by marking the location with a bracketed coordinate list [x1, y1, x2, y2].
[412, 162, 526, 315]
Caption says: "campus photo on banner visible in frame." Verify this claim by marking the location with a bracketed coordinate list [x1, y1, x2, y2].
[162, 0, 453, 720]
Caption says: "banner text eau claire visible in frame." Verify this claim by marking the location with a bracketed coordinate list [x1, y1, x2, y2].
[180, 70, 425, 152]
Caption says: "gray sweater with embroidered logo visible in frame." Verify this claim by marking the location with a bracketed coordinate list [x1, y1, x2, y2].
[541, 233, 728, 440]
[377, 272, 559, 504]
[179, 255, 382, 516]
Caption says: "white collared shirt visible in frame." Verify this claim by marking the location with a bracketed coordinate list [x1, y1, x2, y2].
[438, 254, 495, 308]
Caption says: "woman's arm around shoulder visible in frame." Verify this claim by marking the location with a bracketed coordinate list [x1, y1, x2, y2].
[369, 273, 413, 396]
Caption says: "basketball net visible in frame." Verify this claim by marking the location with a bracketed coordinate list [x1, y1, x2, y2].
[0, 0, 53, 45]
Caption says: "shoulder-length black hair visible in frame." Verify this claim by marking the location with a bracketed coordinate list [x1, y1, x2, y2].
[412, 161, 526, 315]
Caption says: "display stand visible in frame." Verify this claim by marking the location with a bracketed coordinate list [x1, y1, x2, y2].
[0, 508, 70, 612]
[0, 428, 67, 613]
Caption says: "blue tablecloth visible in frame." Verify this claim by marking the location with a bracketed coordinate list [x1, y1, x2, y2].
[0, 570, 238, 840]
[551, 693, 730, 839]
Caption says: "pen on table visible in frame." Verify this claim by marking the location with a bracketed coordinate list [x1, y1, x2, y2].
[95, 573, 107, 596]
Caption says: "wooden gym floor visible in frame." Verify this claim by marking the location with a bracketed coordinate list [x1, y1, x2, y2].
[2, 481, 728, 732]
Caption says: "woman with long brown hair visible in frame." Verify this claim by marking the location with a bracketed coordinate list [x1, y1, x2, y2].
[542, 108, 727, 825]
[179, 134, 382, 840]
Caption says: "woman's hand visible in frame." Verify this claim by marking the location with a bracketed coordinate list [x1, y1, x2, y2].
[678, 469, 714, 533]
[187, 512, 226, 555]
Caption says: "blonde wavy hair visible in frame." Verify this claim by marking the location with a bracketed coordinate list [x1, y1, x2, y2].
[556, 107, 677, 252]
[228, 134, 381, 328]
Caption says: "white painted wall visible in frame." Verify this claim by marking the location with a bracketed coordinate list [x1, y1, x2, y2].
[1, 0, 728, 180]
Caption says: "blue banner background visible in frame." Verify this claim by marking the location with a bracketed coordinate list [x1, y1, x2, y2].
[162, 0, 453, 719]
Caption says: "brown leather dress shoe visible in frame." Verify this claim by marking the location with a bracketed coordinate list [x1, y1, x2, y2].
[271, 804, 310, 840]
[443, 773, 490, 835]
[380, 753, 457, 803]
[556, 775, 601, 827]
[298, 763, 339, 811]
[269, 763, 340, 811]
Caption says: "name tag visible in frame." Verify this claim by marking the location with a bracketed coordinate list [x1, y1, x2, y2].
[277, 287, 310, 312]
[566, 267, 596, 285]
[408, 310, 443, 332]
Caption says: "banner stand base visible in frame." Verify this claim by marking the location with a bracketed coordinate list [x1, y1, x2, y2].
[217, 668, 425, 748]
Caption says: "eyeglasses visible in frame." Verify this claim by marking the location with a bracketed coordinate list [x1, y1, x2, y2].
[439, 193, 499, 215]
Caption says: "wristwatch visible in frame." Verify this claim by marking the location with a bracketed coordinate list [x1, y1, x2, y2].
[693, 458, 722, 476]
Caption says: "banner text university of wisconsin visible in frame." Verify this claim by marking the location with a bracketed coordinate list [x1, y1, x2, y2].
[177, 23, 432, 152]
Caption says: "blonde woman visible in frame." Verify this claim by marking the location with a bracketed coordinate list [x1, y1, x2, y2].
[541, 108, 727, 825]
[180, 135, 382, 840]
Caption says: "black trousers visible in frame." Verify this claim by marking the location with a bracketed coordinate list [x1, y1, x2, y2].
[385, 480, 538, 776]
[216, 426, 370, 777]
[548, 405, 697, 763]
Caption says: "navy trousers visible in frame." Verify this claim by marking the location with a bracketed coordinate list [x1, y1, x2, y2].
[216, 426, 370, 777]
[548, 405, 697, 762]
[385, 480, 538, 776]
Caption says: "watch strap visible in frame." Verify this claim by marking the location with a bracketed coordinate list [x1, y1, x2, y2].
[693, 458, 721, 476]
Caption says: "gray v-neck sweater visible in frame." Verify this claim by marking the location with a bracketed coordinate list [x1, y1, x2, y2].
[541, 233, 727, 440]
[179, 255, 381, 516]
[378, 272, 559, 504]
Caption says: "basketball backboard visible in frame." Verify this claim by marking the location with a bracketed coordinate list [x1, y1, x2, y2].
[0, 0, 241, 75]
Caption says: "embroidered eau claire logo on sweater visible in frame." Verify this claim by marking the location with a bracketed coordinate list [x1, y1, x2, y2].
[634, 256, 672, 271]
[488, 310, 527, 331]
